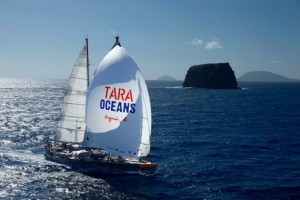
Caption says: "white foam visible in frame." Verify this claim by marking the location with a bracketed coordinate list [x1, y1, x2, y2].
[0, 140, 13, 146]
[165, 86, 183, 89]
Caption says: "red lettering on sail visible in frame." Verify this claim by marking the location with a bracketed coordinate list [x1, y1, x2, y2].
[109, 88, 117, 99]
[125, 90, 133, 102]
[104, 86, 133, 102]
[118, 88, 125, 101]
[105, 86, 111, 98]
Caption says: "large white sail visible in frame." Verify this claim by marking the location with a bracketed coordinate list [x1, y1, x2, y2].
[84, 43, 152, 158]
[56, 39, 89, 143]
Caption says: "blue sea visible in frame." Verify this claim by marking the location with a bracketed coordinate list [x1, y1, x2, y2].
[0, 78, 299, 199]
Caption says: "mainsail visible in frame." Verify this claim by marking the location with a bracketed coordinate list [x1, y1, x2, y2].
[84, 38, 152, 158]
[56, 38, 89, 143]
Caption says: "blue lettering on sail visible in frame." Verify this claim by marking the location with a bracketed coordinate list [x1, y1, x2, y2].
[100, 99, 136, 113]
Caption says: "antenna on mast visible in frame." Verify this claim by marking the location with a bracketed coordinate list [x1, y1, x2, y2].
[111, 35, 121, 50]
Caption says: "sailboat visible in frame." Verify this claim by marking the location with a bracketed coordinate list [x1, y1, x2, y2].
[44, 37, 157, 174]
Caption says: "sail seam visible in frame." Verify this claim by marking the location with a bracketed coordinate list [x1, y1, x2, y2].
[69, 77, 88, 80]
[65, 89, 87, 93]
[74, 64, 87, 67]
[62, 102, 86, 106]
[60, 115, 85, 119]
[57, 127, 84, 131]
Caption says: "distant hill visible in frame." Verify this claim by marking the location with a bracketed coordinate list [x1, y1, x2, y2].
[157, 75, 176, 81]
[238, 71, 300, 82]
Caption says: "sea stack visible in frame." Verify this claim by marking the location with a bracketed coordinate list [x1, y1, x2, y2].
[183, 63, 238, 89]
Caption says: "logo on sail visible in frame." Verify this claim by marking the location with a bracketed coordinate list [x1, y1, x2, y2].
[99, 86, 136, 114]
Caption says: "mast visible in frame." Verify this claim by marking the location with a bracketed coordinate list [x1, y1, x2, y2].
[86, 37, 90, 87]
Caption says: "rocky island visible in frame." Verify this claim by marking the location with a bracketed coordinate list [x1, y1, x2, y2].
[157, 75, 176, 81]
[183, 63, 238, 89]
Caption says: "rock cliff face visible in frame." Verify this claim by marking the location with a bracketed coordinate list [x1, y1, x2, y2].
[183, 63, 238, 89]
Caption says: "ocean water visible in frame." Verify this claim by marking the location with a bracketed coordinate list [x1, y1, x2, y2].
[0, 78, 299, 199]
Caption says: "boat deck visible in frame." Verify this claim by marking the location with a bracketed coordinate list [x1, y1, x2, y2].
[44, 139, 157, 174]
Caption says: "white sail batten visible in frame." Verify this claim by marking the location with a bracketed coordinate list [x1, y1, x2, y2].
[84, 45, 152, 158]
[56, 42, 88, 143]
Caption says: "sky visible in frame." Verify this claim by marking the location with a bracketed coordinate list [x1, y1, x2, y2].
[1, 0, 300, 80]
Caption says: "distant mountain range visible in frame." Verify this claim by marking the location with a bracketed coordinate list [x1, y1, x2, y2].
[238, 71, 300, 82]
[155, 71, 300, 82]
[156, 75, 176, 81]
